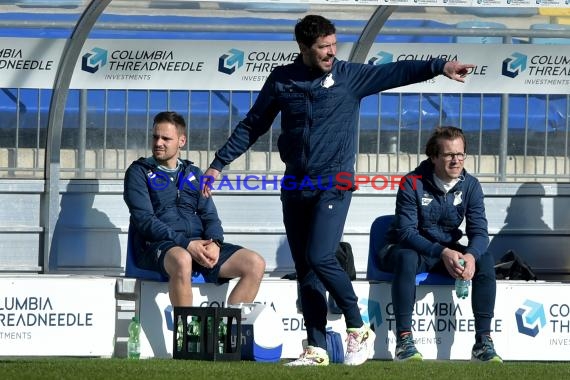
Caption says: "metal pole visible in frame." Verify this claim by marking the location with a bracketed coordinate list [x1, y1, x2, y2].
[79, 89, 87, 177]
[348, 5, 396, 64]
[498, 33, 513, 182]
[499, 94, 509, 182]
[42, 0, 112, 273]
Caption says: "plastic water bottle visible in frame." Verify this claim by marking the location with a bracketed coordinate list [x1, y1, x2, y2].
[455, 259, 470, 299]
[127, 316, 141, 359]
[187, 316, 201, 352]
[176, 315, 184, 352]
[217, 318, 227, 354]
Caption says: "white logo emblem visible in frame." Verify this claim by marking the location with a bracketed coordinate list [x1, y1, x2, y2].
[321, 73, 334, 88]
[453, 191, 463, 206]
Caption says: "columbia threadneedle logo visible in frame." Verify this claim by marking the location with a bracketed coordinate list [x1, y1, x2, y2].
[359, 298, 382, 328]
[218, 48, 244, 75]
[515, 299, 547, 337]
[81, 47, 108, 74]
[368, 51, 393, 66]
[502, 52, 527, 78]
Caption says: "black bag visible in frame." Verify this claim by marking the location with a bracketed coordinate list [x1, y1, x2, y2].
[494, 250, 538, 281]
[336, 241, 356, 281]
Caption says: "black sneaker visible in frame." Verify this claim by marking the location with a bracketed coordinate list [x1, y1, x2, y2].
[471, 335, 503, 363]
[394, 333, 423, 361]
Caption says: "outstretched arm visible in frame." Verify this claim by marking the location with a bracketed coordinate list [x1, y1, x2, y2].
[348, 58, 474, 98]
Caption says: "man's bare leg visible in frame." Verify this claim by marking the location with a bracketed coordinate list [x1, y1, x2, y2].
[164, 247, 194, 306]
[219, 248, 265, 304]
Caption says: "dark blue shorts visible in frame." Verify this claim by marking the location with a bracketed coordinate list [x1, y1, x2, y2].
[137, 240, 243, 284]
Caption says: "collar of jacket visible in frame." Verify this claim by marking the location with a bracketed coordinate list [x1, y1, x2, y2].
[416, 159, 466, 195]
[135, 157, 194, 176]
[293, 55, 338, 80]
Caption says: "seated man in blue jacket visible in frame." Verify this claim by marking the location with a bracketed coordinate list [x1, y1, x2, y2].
[124, 111, 265, 307]
[377, 126, 502, 363]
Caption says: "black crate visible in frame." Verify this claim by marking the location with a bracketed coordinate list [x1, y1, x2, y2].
[172, 306, 241, 361]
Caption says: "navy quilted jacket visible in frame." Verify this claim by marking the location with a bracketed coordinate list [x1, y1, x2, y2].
[210, 56, 447, 182]
[124, 158, 224, 250]
[387, 159, 489, 260]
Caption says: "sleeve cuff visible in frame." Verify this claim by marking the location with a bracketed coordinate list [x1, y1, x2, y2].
[209, 156, 226, 172]
[430, 58, 447, 75]
[174, 235, 191, 249]
[431, 242, 445, 258]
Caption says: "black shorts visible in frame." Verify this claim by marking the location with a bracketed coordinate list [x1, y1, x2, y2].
[137, 240, 243, 284]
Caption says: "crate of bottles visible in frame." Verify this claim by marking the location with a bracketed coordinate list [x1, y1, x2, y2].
[173, 306, 242, 361]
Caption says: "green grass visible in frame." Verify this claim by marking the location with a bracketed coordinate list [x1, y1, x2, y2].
[1, 359, 569, 380]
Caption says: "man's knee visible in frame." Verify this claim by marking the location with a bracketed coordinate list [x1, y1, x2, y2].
[394, 248, 421, 271]
[224, 248, 266, 279]
[244, 249, 266, 277]
[164, 246, 193, 279]
[475, 251, 496, 277]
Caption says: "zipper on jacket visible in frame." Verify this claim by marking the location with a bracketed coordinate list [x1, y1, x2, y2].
[175, 165, 192, 234]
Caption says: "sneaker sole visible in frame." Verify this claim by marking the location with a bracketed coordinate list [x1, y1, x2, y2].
[394, 353, 423, 362]
[284, 358, 329, 366]
[284, 362, 329, 367]
[471, 356, 503, 363]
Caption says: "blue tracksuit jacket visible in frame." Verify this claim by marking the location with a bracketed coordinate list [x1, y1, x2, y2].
[210, 55, 447, 182]
[124, 158, 224, 249]
[387, 159, 489, 260]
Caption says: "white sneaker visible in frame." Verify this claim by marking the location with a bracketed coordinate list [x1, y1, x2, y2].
[344, 324, 376, 365]
[284, 346, 330, 366]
